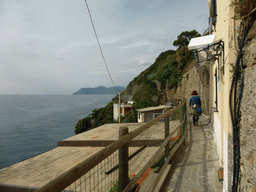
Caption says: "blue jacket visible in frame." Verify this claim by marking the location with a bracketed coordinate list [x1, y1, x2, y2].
[189, 96, 201, 107]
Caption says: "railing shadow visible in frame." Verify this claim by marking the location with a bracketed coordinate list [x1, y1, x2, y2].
[163, 118, 212, 192]
[200, 123, 210, 192]
[162, 121, 193, 192]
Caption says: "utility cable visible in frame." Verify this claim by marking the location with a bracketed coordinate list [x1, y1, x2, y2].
[84, 0, 117, 91]
[229, 12, 255, 191]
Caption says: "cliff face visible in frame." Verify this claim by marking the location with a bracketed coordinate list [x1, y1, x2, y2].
[119, 50, 212, 117]
[74, 30, 202, 132]
[121, 50, 186, 108]
[166, 60, 211, 115]
[121, 46, 212, 114]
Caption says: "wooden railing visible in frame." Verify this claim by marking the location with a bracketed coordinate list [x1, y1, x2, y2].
[36, 102, 187, 192]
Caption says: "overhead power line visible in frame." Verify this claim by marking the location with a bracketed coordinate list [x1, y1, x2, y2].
[84, 0, 117, 88]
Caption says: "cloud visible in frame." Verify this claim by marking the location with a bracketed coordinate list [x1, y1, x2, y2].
[0, 0, 209, 94]
[119, 41, 153, 49]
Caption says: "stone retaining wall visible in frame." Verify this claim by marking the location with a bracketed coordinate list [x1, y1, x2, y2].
[239, 28, 256, 190]
[166, 61, 211, 116]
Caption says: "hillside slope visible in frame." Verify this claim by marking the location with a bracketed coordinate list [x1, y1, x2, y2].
[74, 30, 200, 134]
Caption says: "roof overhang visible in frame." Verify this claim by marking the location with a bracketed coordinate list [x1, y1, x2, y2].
[188, 34, 216, 50]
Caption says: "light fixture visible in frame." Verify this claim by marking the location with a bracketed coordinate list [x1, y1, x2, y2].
[188, 34, 225, 74]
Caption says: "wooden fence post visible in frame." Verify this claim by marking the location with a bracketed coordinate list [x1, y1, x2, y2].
[165, 109, 169, 159]
[180, 102, 186, 138]
[119, 127, 129, 192]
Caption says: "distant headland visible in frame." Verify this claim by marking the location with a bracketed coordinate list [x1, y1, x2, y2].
[72, 86, 126, 95]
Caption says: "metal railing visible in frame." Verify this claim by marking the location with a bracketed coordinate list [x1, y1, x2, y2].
[35, 102, 187, 192]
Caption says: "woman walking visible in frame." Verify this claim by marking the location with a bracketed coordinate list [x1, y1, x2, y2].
[189, 90, 202, 126]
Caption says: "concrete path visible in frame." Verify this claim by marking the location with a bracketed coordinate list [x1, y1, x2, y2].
[162, 115, 223, 192]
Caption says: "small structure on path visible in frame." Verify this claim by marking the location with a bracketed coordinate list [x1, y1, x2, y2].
[137, 105, 172, 123]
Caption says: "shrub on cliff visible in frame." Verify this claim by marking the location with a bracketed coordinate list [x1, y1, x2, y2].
[132, 80, 158, 108]
[74, 102, 117, 134]
[176, 45, 193, 70]
[74, 117, 92, 134]
[173, 30, 201, 48]
[122, 111, 137, 123]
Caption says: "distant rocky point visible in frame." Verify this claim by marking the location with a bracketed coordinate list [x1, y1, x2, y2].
[72, 86, 126, 95]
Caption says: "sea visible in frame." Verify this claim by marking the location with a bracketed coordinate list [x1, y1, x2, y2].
[0, 94, 115, 169]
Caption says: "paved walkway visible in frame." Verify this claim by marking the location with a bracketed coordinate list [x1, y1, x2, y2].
[162, 115, 223, 192]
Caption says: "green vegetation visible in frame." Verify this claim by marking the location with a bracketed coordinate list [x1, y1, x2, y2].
[109, 180, 119, 192]
[229, 63, 241, 79]
[75, 30, 200, 134]
[74, 101, 117, 134]
[173, 30, 200, 48]
[74, 117, 92, 134]
[174, 30, 200, 71]
[108, 176, 139, 192]
[121, 111, 137, 123]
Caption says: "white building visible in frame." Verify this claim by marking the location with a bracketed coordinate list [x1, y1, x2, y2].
[113, 103, 133, 121]
[137, 105, 172, 123]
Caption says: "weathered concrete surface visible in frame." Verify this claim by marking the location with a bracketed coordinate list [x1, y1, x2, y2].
[162, 115, 222, 192]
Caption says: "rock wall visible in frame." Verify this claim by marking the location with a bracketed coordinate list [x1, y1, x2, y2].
[239, 28, 256, 190]
[166, 62, 211, 115]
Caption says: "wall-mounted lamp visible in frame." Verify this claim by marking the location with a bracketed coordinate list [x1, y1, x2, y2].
[188, 34, 225, 74]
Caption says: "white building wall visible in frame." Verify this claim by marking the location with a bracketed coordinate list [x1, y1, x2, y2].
[138, 112, 144, 123]
[214, 112, 222, 165]
[113, 103, 119, 121]
[120, 103, 123, 117]
[223, 131, 228, 192]
[223, 131, 231, 192]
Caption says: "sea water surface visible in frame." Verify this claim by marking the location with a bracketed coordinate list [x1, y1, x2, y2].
[0, 94, 115, 169]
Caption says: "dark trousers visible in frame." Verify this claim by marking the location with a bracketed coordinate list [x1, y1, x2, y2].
[193, 115, 199, 125]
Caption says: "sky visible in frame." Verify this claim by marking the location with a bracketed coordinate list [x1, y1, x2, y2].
[0, 0, 209, 94]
